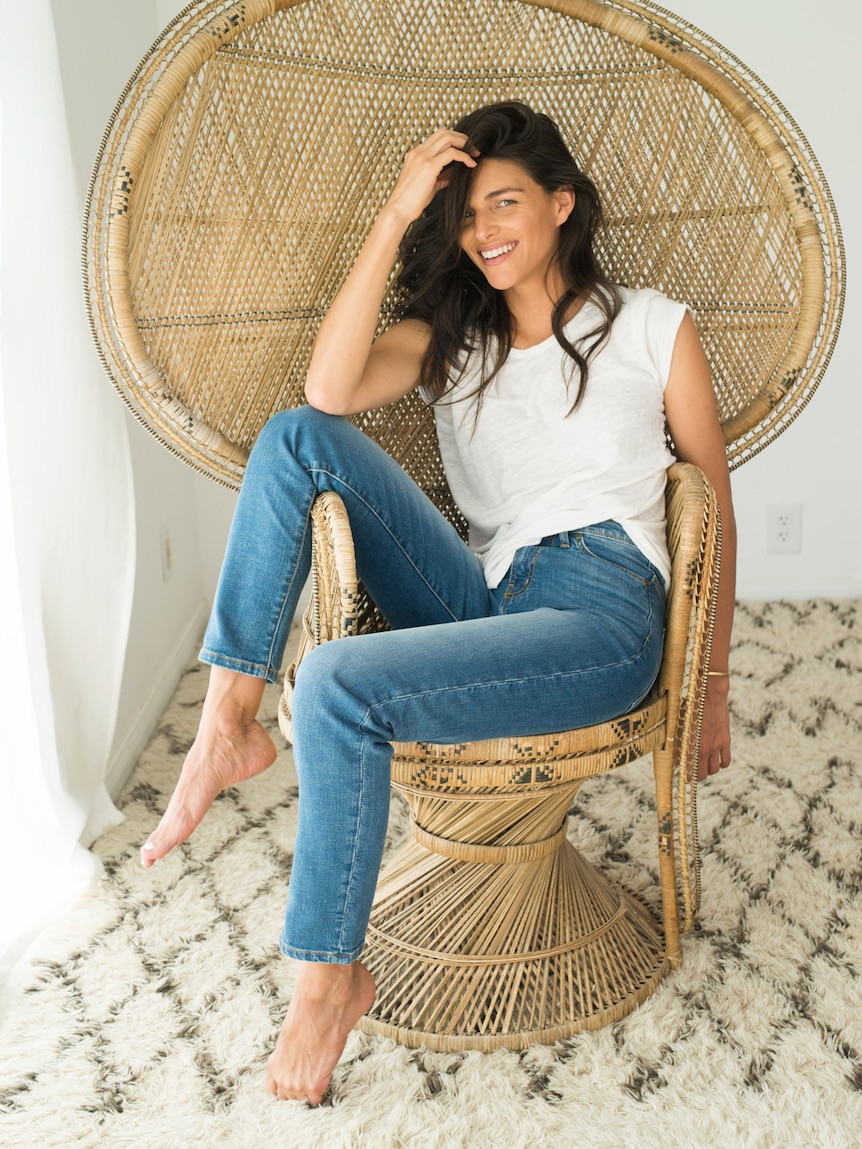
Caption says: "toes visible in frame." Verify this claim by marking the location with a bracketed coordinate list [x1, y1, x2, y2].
[140, 834, 167, 867]
[140, 817, 182, 866]
[140, 799, 199, 867]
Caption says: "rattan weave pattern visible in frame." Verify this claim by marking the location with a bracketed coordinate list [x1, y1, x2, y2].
[85, 0, 843, 486]
[358, 833, 671, 1049]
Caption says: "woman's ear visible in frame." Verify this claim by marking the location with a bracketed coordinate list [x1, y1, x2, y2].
[554, 185, 576, 226]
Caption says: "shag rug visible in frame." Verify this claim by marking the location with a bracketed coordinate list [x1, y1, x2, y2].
[1, 600, 861, 1148]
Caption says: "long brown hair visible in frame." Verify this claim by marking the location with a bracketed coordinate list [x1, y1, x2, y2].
[396, 101, 621, 412]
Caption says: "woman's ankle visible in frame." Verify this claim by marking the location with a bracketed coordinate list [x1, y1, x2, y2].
[201, 666, 267, 733]
[294, 960, 359, 1003]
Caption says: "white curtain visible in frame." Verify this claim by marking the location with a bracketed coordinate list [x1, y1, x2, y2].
[0, 0, 135, 976]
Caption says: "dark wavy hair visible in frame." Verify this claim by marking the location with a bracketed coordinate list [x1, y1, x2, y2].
[396, 101, 622, 412]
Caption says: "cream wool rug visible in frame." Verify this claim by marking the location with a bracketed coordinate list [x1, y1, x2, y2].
[1, 600, 861, 1148]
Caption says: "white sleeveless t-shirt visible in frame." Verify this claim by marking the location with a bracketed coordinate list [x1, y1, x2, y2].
[423, 287, 687, 590]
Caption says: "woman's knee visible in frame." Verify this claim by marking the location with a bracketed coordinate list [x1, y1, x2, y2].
[292, 639, 366, 717]
[254, 404, 326, 450]
[245, 405, 345, 478]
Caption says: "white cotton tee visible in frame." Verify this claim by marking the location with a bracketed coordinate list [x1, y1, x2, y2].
[423, 287, 688, 590]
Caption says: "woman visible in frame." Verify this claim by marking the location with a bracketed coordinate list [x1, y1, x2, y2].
[140, 102, 736, 1104]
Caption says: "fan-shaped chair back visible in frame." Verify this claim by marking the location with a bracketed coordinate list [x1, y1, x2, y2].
[86, 0, 843, 499]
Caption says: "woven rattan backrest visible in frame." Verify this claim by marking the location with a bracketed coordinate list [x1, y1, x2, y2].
[86, 0, 843, 499]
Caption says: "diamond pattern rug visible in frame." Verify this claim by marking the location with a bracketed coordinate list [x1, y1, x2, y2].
[1, 600, 860, 1147]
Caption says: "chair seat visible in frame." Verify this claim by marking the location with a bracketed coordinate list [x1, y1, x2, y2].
[388, 691, 667, 789]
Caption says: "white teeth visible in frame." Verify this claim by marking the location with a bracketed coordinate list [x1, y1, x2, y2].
[480, 242, 516, 260]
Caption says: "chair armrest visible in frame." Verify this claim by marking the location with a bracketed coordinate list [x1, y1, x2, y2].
[279, 490, 392, 741]
[279, 491, 360, 741]
[655, 461, 722, 934]
[305, 491, 361, 645]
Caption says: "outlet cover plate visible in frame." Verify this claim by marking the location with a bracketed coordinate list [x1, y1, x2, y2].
[766, 503, 802, 554]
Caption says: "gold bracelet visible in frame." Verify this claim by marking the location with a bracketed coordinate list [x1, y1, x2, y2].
[707, 670, 730, 677]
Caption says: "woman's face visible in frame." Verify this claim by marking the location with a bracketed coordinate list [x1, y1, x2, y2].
[460, 158, 574, 298]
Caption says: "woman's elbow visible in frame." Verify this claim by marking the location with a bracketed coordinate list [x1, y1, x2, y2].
[304, 376, 349, 415]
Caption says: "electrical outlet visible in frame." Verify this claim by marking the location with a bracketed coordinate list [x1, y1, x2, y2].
[766, 503, 802, 554]
[160, 527, 173, 581]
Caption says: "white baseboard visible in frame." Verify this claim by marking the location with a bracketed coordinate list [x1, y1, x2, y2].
[736, 577, 862, 601]
[105, 600, 210, 800]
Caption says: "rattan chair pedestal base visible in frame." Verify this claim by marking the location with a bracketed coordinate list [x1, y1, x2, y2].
[356, 779, 670, 1052]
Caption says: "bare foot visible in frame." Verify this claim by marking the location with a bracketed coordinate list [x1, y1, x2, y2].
[141, 668, 276, 867]
[265, 962, 376, 1104]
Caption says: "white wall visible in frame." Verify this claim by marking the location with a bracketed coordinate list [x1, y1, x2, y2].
[664, 0, 860, 600]
[51, 0, 218, 796]
[52, 0, 860, 798]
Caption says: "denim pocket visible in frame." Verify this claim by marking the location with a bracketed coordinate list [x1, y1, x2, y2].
[500, 544, 543, 605]
[574, 524, 658, 590]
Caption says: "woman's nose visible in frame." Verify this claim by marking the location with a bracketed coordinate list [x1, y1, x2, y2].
[473, 211, 496, 241]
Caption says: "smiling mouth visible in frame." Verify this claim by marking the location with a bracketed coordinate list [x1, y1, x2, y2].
[479, 241, 518, 261]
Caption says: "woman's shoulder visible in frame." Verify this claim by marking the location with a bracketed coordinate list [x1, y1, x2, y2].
[572, 285, 683, 333]
[610, 286, 690, 337]
[608, 287, 691, 385]
[614, 285, 686, 313]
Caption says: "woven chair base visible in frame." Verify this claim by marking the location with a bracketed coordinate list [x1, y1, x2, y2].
[356, 782, 670, 1052]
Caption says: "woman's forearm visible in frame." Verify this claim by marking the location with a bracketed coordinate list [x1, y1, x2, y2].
[710, 494, 736, 674]
[304, 205, 411, 412]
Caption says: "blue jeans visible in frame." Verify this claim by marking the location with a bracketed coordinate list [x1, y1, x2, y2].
[200, 406, 666, 963]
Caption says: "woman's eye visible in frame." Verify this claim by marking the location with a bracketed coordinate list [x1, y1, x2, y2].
[497, 199, 515, 208]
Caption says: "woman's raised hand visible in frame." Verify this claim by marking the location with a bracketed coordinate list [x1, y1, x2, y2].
[384, 130, 479, 225]
[303, 129, 477, 416]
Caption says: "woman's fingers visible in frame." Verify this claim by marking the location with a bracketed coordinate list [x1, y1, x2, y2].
[417, 128, 478, 158]
[386, 130, 479, 222]
[696, 686, 731, 781]
[405, 133, 478, 185]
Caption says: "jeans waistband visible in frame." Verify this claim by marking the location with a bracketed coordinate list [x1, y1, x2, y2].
[537, 520, 629, 549]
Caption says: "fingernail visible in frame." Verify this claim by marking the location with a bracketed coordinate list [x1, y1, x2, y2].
[142, 842, 156, 851]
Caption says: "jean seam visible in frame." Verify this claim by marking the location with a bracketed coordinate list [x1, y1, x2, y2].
[335, 721, 369, 956]
[265, 508, 312, 673]
[199, 649, 275, 681]
[502, 545, 542, 605]
[278, 937, 363, 963]
[574, 533, 652, 589]
[308, 466, 465, 623]
[366, 642, 657, 716]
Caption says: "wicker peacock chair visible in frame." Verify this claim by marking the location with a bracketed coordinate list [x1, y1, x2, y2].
[86, 0, 843, 1051]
